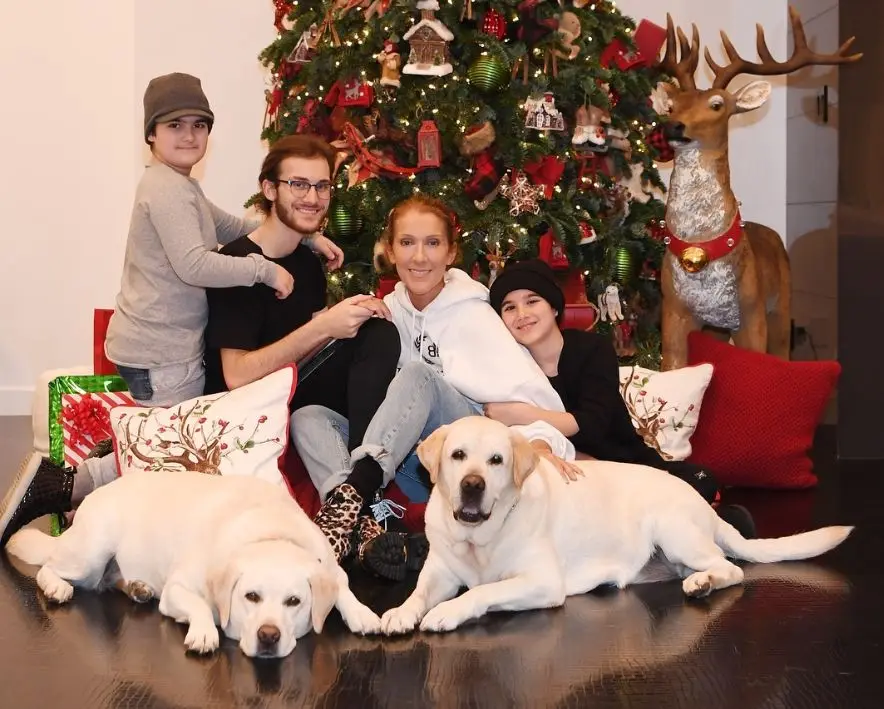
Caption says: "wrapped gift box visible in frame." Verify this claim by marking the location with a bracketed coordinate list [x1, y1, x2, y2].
[48, 375, 133, 467]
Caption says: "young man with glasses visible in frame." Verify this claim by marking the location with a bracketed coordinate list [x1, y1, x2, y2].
[203, 135, 419, 578]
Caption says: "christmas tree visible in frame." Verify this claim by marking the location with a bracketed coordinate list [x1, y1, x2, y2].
[258, 0, 672, 367]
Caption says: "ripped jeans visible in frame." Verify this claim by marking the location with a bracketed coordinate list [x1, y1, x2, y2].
[291, 362, 477, 500]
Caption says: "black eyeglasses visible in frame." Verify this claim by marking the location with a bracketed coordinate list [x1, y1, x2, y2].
[276, 178, 332, 199]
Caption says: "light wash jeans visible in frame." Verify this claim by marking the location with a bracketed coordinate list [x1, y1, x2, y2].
[291, 362, 478, 500]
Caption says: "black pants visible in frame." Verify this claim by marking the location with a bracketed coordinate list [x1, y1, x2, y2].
[656, 459, 720, 504]
[289, 318, 400, 452]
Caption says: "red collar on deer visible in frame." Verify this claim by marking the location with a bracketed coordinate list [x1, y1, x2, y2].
[663, 210, 744, 273]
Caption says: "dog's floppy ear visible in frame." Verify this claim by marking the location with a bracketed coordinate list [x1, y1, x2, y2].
[208, 557, 243, 629]
[417, 424, 450, 484]
[308, 566, 338, 634]
[510, 431, 539, 489]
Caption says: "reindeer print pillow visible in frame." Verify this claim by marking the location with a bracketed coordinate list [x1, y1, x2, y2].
[617, 363, 714, 461]
[110, 366, 296, 487]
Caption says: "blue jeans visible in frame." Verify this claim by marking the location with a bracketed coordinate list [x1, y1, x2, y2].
[116, 357, 205, 408]
[291, 362, 477, 500]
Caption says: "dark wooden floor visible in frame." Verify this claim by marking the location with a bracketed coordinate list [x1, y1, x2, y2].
[0, 417, 881, 708]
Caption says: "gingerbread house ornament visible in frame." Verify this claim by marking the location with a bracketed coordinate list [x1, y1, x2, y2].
[524, 92, 565, 131]
[403, 0, 454, 76]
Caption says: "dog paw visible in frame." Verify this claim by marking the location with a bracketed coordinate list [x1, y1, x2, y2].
[683, 572, 713, 598]
[341, 601, 382, 635]
[419, 600, 469, 633]
[126, 581, 156, 604]
[36, 567, 74, 604]
[184, 621, 220, 654]
[381, 605, 421, 635]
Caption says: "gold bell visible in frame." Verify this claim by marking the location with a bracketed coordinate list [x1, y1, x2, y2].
[680, 246, 708, 273]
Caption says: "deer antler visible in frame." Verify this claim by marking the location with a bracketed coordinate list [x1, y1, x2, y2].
[707, 5, 862, 89]
[657, 13, 701, 90]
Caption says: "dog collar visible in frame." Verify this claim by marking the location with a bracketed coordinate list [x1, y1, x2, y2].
[663, 209, 744, 273]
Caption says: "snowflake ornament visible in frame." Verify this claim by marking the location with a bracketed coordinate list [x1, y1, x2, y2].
[498, 172, 544, 216]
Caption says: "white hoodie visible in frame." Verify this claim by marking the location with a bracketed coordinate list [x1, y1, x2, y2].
[384, 268, 575, 458]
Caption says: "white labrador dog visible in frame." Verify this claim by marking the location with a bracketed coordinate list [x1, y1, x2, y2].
[6, 471, 381, 657]
[381, 417, 853, 634]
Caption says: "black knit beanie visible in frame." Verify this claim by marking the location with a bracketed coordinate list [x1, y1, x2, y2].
[489, 258, 565, 324]
[143, 73, 214, 144]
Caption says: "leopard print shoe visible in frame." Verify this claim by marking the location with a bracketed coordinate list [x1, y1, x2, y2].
[313, 483, 364, 562]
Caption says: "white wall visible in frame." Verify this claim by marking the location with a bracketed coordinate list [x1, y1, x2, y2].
[784, 0, 841, 364]
[0, 0, 789, 415]
[618, 0, 788, 238]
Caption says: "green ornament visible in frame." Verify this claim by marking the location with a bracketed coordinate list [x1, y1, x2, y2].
[326, 203, 364, 239]
[612, 245, 637, 285]
[467, 55, 509, 93]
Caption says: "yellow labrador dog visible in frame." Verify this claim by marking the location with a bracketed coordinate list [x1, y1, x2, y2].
[6, 471, 380, 657]
[381, 417, 853, 634]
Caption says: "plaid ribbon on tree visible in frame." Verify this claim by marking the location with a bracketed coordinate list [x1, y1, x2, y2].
[646, 125, 675, 162]
[464, 150, 505, 201]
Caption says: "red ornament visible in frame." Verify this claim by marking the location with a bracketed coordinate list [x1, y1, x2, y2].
[647, 219, 667, 241]
[482, 10, 507, 40]
[417, 120, 442, 168]
[600, 19, 666, 70]
[274, 0, 294, 31]
[538, 230, 570, 270]
[324, 78, 374, 108]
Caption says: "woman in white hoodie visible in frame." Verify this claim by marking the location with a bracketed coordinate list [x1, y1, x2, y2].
[293, 194, 577, 581]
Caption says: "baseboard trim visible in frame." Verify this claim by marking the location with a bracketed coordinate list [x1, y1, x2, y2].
[0, 387, 34, 416]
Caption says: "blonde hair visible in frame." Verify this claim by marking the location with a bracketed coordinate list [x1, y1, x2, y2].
[374, 194, 460, 273]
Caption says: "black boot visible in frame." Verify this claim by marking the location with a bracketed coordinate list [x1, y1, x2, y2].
[716, 504, 757, 540]
[1, 453, 75, 547]
[354, 515, 429, 582]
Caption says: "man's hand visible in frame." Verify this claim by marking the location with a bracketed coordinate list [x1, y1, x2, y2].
[482, 401, 536, 427]
[317, 295, 390, 339]
[308, 234, 345, 271]
[530, 439, 584, 484]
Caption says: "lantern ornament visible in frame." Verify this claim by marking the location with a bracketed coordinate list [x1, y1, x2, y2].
[417, 120, 442, 168]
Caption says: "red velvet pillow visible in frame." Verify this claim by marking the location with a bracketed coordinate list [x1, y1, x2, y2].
[686, 332, 840, 489]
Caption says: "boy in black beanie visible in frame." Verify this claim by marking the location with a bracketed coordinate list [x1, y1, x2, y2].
[488, 259, 755, 538]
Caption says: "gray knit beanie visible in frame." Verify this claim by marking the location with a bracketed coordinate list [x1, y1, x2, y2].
[143, 72, 214, 144]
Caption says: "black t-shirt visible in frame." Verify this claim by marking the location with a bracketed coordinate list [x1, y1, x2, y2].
[549, 329, 664, 466]
[203, 235, 327, 394]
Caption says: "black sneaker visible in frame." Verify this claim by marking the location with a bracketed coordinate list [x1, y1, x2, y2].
[716, 504, 757, 540]
[85, 438, 114, 460]
[1, 453, 75, 547]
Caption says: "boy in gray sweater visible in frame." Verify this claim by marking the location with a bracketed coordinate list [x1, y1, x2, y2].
[0, 73, 343, 545]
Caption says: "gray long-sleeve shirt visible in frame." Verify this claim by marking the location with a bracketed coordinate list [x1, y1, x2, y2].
[105, 160, 274, 368]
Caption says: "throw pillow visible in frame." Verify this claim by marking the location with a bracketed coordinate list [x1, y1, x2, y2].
[618, 363, 714, 461]
[686, 332, 840, 488]
[111, 366, 297, 489]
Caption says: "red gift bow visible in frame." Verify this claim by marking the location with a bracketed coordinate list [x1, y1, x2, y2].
[62, 395, 113, 448]
[523, 156, 565, 199]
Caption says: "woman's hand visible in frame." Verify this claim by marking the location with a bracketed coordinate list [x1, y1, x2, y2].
[530, 440, 584, 484]
[483, 402, 536, 426]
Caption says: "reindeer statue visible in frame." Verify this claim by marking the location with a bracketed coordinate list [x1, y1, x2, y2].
[655, 7, 861, 370]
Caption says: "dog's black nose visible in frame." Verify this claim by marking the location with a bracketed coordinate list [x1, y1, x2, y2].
[257, 624, 281, 646]
[663, 121, 686, 140]
[461, 474, 485, 494]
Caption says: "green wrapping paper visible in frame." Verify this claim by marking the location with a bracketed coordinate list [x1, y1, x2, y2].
[47, 374, 128, 537]
[48, 374, 129, 465]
